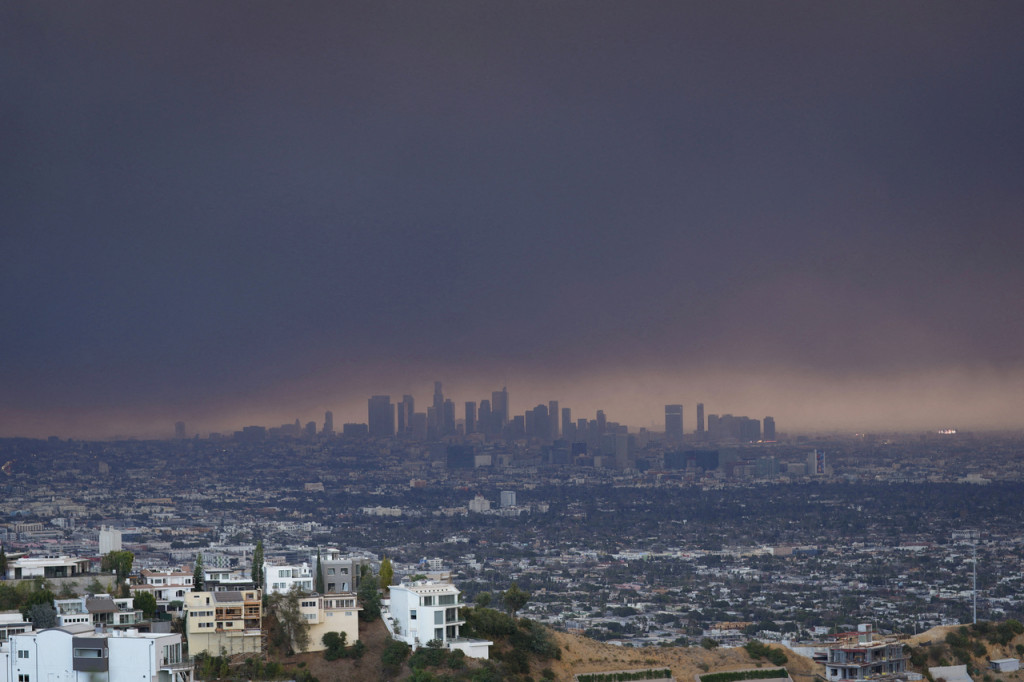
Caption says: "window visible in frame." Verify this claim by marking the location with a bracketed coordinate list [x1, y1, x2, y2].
[18, 649, 29, 658]
[435, 611, 443, 625]
[74, 648, 104, 658]
[327, 568, 335, 575]
[19, 675, 30, 682]
[410, 609, 417, 620]
[422, 596, 433, 606]
[439, 594, 455, 605]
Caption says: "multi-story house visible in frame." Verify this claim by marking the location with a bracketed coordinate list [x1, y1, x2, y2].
[387, 581, 490, 659]
[291, 593, 360, 653]
[54, 594, 144, 629]
[131, 569, 194, 607]
[314, 549, 373, 594]
[825, 625, 908, 681]
[8, 623, 191, 682]
[262, 561, 314, 595]
[184, 589, 262, 657]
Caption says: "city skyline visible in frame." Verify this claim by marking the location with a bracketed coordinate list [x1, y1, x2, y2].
[3, 4, 1023, 439]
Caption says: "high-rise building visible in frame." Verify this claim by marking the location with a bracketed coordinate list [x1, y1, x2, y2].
[561, 407, 573, 440]
[174, 421, 186, 439]
[478, 399, 492, 435]
[433, 381, 444, 423]
[548, 401, 559, 439]
[500, 490, 516, 508]
[526, 404, 549, 440]
[465, 402, 477, 434]
[323, 411, 334, 436]
[665, 405, 683, 442]
[491, 387, 509, 427]
[596, 410, 606, 434]
[696, 403, 704, 436]
[398, 395, 414, 435]
[443, 399, 456, 435]
[764, 416, 776, 441]
[367, 395, 395, 437]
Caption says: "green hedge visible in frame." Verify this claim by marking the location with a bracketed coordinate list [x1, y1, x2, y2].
[699, 668, 788, 682]
[577, 669, 673, 682]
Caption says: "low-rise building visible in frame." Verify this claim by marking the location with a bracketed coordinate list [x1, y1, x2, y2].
[297, 593, 361, 653]
[4, 555, 91, 580]
[8, 623, 191, 682]
[825, 625, 907, 681]
[184, 589, 262, 657]
[263, 561, 314, 595]
[131, 569, 194, 606]
[54, 594, 144, 629]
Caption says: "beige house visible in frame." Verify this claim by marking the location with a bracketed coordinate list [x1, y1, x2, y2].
[184, 589, 262, 656]
[297, 592, 361, 652]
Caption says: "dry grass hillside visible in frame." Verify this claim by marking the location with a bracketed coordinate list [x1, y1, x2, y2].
[543, 632, 820, 682]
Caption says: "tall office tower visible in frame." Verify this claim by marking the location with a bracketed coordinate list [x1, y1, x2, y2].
[304, 421, 317, 438]
[548, 401, 560, 439]
[443, 399, 456, 435]
[763, 416, 776, 442]
[397, 395, 414, 435]
[696, 403, 705, 436]
[433, 381, 444, 423]
[500, 490, 517, 508]
[491, 387, 509, 426]
[665, 405, 684, 442]
[526, 404, 549, 440]
[427, 406, 438, 435]
[174, 421, 186, 439]
[367, 395, 395, 437]
[707, 414, 720, 440]
[410, 412, 428, 440]
[323, 410, 334, 436]
[596, 410, 606, 434]
[478, 399, 492, 435]
[465, 401, 477, 434]
[561, 407, 572, 439]
[576, 418, 588, 440]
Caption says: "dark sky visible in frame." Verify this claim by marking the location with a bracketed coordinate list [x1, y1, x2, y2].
[3, 3, 1024, 437]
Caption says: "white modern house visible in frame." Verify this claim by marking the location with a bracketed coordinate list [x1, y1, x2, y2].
[131, 569, 194, 606]
[7, 624, 191, 682]
[386, 580, 490, 659]
[262, 561, 314, 595]
[54, 594, 144, 629]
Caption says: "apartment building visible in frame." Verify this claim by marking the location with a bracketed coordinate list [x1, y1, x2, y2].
[184, 589, 262, 657]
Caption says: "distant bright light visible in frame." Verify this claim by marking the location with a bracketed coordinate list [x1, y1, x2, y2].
[938, 428, 957, 435]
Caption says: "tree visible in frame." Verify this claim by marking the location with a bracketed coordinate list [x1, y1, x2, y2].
[379, 556, 393, 597]
[252, 539, 264, 589]
[269, 586, 310, 653]
[101, 550, 134, 584]
[357, 575, 381, 622]
[20, 588, 56, 620]
[315, 548, 325, 594]
[475, 592, 492, 608]
[134, 591, 158, 618]
[502, 582, 530, 617]
[193, 553, 205, 591]
[26, 603, 57, 628]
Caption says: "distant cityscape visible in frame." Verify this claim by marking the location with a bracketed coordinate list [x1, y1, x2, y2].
[174, 383, 776, 472]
